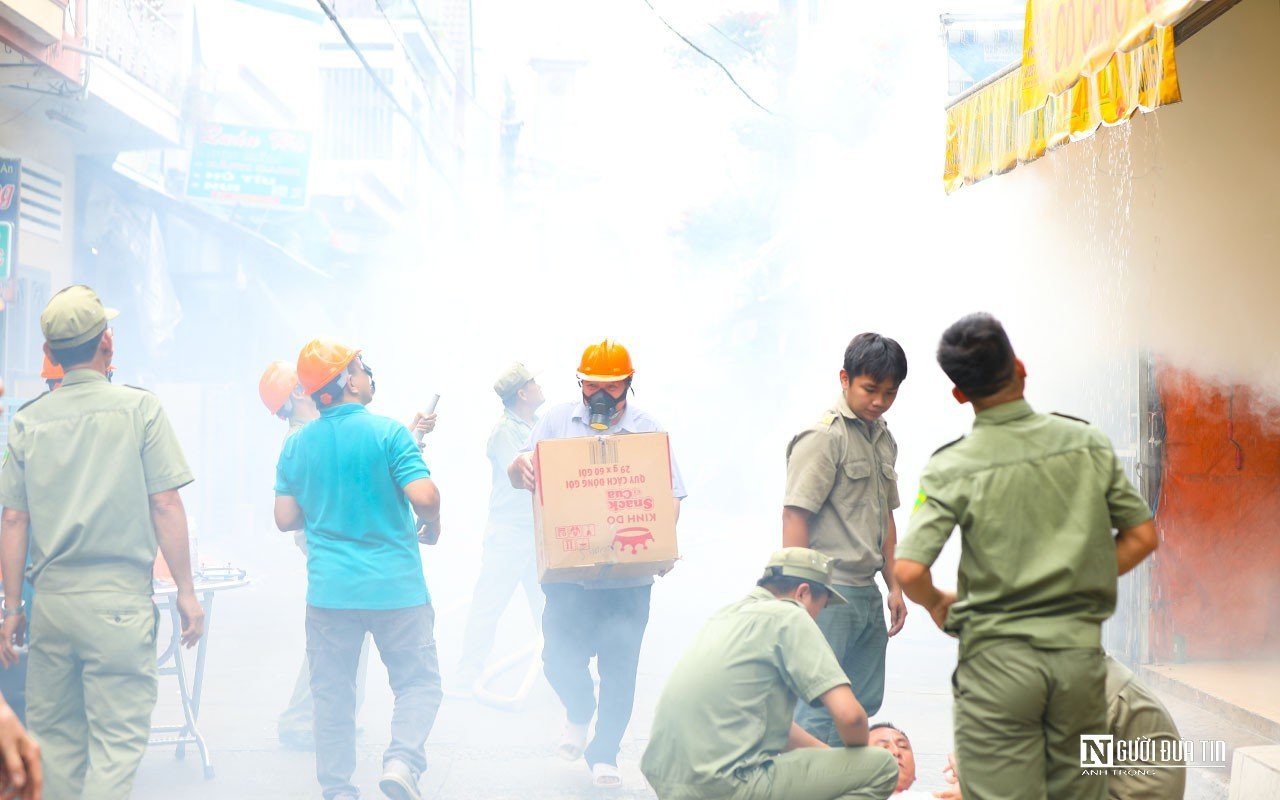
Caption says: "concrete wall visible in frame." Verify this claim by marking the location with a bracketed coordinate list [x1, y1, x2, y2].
[938, 0, 1280, 663]
[0, 111, 76, 288]
[0, 109, 77, 397]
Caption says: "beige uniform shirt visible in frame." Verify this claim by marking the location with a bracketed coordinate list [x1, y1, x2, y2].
[785, 395, 900, 586]
[640, 587, 850, 799]
[0, 370, 192, 596]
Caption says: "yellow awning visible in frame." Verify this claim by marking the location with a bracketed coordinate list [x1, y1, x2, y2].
[945, 26, 1179, 194]
[944, 0, 1211, 193]
[1021, 0, 1207, 111]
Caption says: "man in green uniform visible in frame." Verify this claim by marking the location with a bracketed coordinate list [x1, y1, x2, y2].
[938, 657, 1185, 800]
[784, 333, 908, 744]
[894, 313, 1159, 800]
[0, 285, 204, 800]
[1103, 655, 1185, 799]
[641, 548, 898, 800]
[454, 363, 544, 694]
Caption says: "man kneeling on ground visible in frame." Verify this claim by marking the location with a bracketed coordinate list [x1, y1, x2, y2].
[641, 548, 898, 800]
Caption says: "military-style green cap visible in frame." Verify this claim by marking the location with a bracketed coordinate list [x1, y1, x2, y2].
[494, 362, 537, 401]
[763, 548, 847, 605]
[40, 285, 119, 349]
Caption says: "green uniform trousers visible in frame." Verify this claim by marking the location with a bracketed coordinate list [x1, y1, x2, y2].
[796, 585, 887, 746]
[27, 591, 158, 800]
[954, 641, 1106, 800]
[732, 746, 898, 800]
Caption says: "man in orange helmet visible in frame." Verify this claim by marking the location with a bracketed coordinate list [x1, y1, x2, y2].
[275, 338, 443, 800]
[260, 360, 376, 752]
[508, 339, 686, 789]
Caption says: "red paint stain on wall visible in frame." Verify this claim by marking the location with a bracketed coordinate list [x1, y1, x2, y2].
[1151, 364, 1280, 662]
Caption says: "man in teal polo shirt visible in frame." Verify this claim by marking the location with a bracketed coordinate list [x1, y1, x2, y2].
[275, 338, 443, 800]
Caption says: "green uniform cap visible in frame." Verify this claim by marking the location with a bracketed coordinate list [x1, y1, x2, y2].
[493, 362, 537, 400]
[40, 285, 119, 349]
[763, 548, 848, 605]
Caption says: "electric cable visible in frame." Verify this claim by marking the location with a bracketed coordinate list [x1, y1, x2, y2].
[314, 0, 449, 184]
[637, 0, 775, 116]
[372, 0, 443, 109]
[402, 0, 467, 97]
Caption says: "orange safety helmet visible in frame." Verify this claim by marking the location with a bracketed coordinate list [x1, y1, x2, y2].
[41, 354, 64, 381]
[577, 339, 635, 382]
[259, 360, 299, 415]
[297, 337, 360, 397]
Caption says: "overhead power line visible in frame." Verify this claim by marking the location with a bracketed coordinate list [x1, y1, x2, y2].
[314, 0, 449, 184]
[402, 0, 467, 97]
[638, 0, 775, 116]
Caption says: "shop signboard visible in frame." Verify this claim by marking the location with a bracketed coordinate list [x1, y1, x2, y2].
[186, 124, 311, 209]
[0, 158, 20, 280]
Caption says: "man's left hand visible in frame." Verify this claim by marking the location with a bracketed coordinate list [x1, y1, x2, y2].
[411, 412, 437, 447]
[417, 517, 441, 546]
[886, 589, 908, 637]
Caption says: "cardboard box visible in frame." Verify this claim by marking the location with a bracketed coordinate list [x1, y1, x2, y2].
[533, 431, 679, 583]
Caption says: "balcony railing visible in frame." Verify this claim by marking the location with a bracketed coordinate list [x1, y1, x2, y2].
[93, 0, 181, 103]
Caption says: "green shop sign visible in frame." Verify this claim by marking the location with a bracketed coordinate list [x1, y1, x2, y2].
[187, 124, 311, 209]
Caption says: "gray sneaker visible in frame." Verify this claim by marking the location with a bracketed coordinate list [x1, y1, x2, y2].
[379, 758, 422, 800]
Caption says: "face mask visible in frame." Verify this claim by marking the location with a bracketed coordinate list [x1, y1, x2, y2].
[585, 389, 622, 430]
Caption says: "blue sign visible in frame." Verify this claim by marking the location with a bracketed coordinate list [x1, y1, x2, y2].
[0, 158, 19, 280]
[186, 124, 311, 209]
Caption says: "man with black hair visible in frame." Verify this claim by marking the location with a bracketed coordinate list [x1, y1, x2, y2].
[894, 312, 1159, 800]
[454, 363, 545, 694]
[867, 723, 920, 797]
[784, 333, 908, 745]
[276, 337, 443, 800]
[641, 548, 898, 800]
[0, 285, 202, 799]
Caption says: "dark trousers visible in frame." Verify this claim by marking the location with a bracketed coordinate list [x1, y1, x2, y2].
[541, 583, 651, 767]
[306, 604, 443, 800]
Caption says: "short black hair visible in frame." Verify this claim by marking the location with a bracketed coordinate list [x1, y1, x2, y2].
[870, 721, 907, 737]
[936, 313, 1016, 400]
[844, 333, 907, 385]
[757, 575, 830, 601]
[50, 331, 105, 368]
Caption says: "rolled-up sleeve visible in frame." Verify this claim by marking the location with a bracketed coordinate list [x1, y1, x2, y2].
[388, 426, 431, 488]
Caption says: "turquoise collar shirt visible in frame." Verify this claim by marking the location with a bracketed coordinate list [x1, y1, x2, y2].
[275, 403, 431, 610]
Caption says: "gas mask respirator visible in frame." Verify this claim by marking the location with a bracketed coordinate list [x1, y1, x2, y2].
[586, 389, 622, 430]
